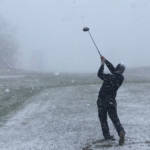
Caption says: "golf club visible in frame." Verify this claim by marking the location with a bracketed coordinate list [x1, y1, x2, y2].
[83, 27, 102, 57]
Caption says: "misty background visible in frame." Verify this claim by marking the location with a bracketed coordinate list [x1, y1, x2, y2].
[0, 0, 150, 73]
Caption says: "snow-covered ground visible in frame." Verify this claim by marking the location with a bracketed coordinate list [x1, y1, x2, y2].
[0, 72, 150, 150]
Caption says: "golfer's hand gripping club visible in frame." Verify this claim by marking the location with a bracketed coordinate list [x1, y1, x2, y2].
[101, 56, 105, 64]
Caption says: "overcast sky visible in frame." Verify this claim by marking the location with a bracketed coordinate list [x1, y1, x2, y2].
[0, 0, 150, 72]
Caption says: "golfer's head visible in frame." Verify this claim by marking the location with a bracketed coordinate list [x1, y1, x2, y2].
[115, 63, 125, 74]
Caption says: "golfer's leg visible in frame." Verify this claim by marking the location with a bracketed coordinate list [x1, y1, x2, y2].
[97, 101, 110, 138]
[108, 103, 125, 136]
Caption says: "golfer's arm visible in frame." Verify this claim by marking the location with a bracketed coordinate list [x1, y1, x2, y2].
[97, 64, 104, 80]
[105, 59, 115, 74]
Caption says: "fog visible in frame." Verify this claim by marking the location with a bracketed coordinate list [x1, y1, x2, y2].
[0, 0, 150, 73]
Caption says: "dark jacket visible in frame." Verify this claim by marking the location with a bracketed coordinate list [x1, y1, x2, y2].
[97, 59, 124, 100]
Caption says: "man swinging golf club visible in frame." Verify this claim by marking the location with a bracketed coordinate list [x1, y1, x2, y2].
[83, 27, 125, 145]
[97, 56, 125, 145]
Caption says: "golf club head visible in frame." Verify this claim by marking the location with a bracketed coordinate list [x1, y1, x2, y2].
[83, 27, 90, 32]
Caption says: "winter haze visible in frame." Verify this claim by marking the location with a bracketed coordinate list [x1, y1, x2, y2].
[0, 0, 150, 72]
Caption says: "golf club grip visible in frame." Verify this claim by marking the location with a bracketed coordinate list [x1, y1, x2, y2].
[88, 31, 102, 56]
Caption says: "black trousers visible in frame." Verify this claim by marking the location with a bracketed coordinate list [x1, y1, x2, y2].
[97, 98, 125, 139]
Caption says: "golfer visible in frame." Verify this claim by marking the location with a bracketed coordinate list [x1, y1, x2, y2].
[97, 56, 125, 145]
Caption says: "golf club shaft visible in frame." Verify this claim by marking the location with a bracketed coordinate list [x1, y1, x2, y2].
[88, 31, 102, 57]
